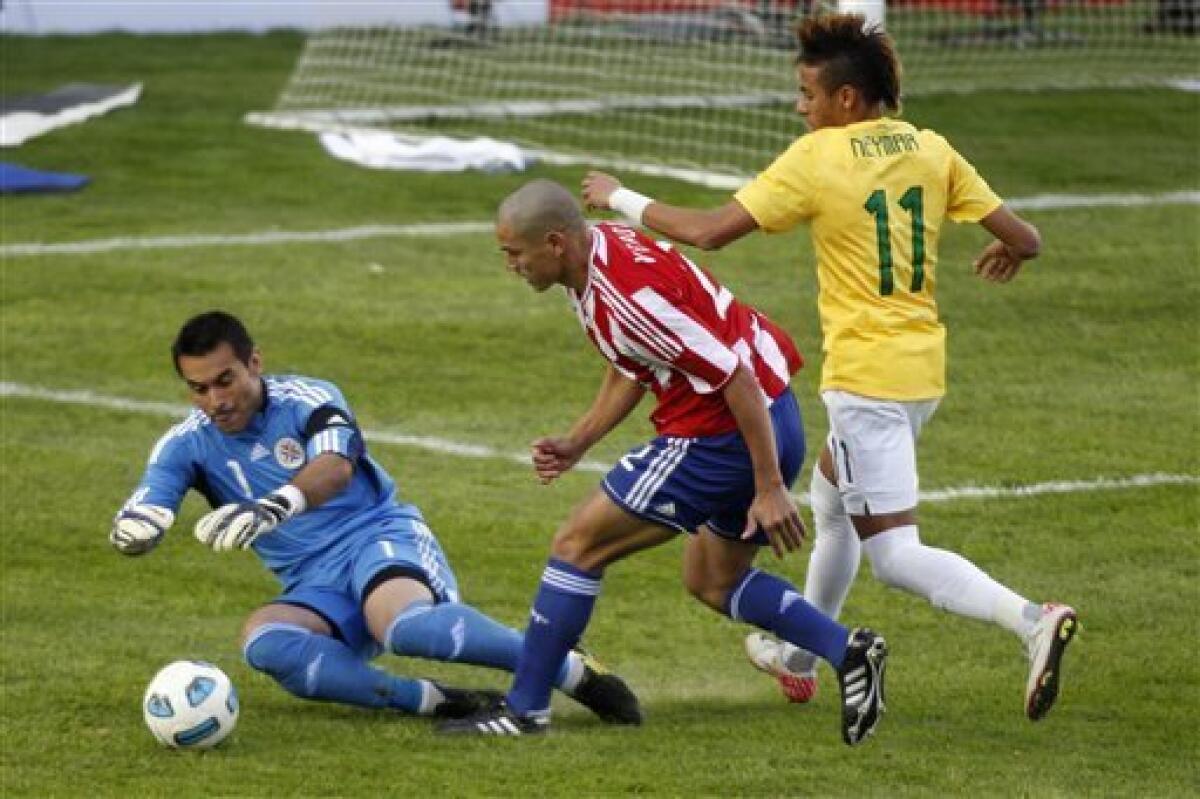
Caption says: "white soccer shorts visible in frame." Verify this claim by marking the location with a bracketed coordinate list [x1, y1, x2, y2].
[821, 389, 940, 516]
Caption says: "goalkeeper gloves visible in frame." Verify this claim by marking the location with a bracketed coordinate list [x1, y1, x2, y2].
[194, 485, 305, 552]
[110, 505, 175, 556]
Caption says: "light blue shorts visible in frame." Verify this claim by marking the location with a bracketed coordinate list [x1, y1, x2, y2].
[274, 515, 460, 659]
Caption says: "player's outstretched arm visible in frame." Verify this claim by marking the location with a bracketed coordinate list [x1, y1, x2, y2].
[721, 366, 805, 558]
[290, 452, 354, 508]
[581, 171, 758, 251]
[110, 505, 175, 556]
[194, 454, 351, 552]
[112, 436, 191, 555]
[532, 366, 645, 484]
[974, 205, 1042, 283]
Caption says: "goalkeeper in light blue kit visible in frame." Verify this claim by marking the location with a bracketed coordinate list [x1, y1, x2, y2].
[111, 310, 640, 724]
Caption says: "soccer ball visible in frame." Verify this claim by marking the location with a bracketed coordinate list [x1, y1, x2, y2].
[143, 660, 239, 750]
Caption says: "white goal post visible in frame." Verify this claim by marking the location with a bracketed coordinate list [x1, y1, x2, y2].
[247, 0, 1198, 187]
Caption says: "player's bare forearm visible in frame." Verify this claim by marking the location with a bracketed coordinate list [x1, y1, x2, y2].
[642, 201, 758, 251]
[722, 366, 784, 491]
[980, 205, 1041, 260]
[531, 368, 644, 484]
[722, 366, 805, 556]
[567, 365, 646, 451]
[973, 206, 1040, 283]
[581, 170, 758, 250]
[290, 452, 354, 508]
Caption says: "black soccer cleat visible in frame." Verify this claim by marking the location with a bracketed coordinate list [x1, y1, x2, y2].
[429, 683, 506, 720]
[436, 698, 550, 736]
[836, 628, 888, 746]
[566, 649, 643, 725]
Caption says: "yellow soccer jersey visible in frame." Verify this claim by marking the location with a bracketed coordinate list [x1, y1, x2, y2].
[735, 117, 1002, 400]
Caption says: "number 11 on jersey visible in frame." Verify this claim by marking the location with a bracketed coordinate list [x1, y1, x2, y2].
[864, 186, 926, 296]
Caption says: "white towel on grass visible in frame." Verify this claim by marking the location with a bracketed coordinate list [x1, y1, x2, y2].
[319, 130, 528, 173]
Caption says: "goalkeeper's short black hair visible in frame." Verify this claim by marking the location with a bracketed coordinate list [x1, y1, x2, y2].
[172, 310, 255, 374]
[796, 14, 902, 112]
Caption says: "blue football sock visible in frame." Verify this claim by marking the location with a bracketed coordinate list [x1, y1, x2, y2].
[244, 623, 424, 713]
[507, 558, 602, 718]
[726, 569, 850, 669]
[386, 600, 576, 689]
[387, 600, 524, 669]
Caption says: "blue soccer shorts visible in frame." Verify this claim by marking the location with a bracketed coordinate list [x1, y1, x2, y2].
[273, 513, 460, 659]
[602, 388, 805, 542]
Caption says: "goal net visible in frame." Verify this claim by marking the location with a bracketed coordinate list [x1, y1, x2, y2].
[248, 0, 1198, 187]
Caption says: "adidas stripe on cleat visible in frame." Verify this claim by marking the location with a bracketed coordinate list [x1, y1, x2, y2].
[744, 633, 818, 704]
[436, 699, 549, 736]
[1024, 603, 1078, 721]
[836, 628, 888, 746]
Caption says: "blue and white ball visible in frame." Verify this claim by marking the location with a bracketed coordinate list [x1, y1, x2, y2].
[143, 660, 239, 750]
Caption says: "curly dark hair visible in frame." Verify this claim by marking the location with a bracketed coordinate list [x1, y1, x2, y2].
[796, 14, 902, 112]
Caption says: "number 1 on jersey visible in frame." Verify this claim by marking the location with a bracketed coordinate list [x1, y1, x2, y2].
[864, 186, 926, 296]
[226, 460, 253, 499]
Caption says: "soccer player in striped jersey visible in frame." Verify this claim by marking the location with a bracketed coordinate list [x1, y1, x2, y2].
[581, 13, 1078, 722]
[111, 311, 641, 724]
[438, 180, 888, 745]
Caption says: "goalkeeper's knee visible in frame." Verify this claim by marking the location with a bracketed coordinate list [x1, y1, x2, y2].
[243, 623, 316, 698]
[386, 600, 447, 659]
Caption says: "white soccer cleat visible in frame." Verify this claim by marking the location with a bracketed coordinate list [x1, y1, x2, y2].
[744, 632, 818, 704]
[1024, 603, 1079, 721]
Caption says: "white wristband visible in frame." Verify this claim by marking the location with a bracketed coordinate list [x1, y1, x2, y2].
[274, 484, 307, 516]
[609, 187, 653, 224]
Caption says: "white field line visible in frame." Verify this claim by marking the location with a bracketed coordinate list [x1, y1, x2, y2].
[1007, 190, 1200, 211]
[3, 191, 1198, 257]
[3, 381, 1195, 505]
[917, 474, 1198, 503]
[0, 222, 494, 257]
[0, 381, 609, 474]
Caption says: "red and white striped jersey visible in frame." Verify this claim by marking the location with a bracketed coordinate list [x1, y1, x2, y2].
[568, 223, 803, 438]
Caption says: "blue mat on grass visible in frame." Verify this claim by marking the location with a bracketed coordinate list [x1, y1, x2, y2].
[1, 162, 89, 193]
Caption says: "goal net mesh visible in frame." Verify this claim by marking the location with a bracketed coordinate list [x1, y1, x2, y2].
[248, 1, 1198, 184]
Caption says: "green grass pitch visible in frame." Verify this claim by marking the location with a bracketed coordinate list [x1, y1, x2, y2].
[2, 32, 1197, 797]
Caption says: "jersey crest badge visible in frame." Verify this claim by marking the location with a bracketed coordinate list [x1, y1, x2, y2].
[274, 437, 305, 470]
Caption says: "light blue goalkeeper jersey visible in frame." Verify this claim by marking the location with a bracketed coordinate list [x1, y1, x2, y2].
[122, 374, 423, 584]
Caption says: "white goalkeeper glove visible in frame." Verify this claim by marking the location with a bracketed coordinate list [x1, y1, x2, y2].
[194, 486, 305, 552]
[110, 505, 175, 556]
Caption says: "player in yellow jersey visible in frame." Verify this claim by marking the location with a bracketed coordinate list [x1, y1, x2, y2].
[581, 13, 1077, 722]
